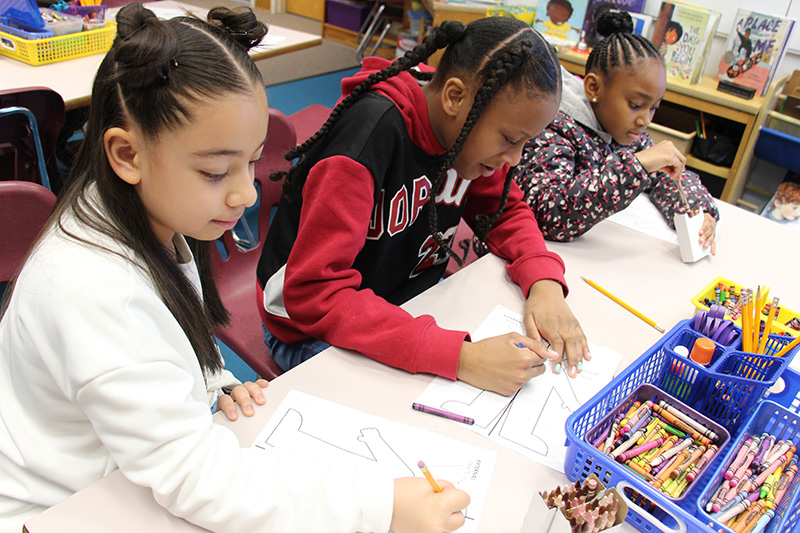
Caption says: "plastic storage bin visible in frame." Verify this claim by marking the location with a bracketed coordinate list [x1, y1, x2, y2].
[647, 103, 698, 155]
[325, 0, 370, 32]
[697, 396, 800, 533]
[584, 383, 730, 501]
[0, 0, 115, 65]
[691, 276, 800, 338]
[39, 8, 83, 36]
[564, 320, 800, 533]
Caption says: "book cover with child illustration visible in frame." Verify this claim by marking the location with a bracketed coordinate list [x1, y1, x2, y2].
[533, 0, 589, 48]
[651, 0, 720, 84]
[762, 172, 800, 232]
[716, 9, 795, 97]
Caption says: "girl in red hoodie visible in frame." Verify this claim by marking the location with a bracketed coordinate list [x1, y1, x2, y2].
[257, 17, 591, 395]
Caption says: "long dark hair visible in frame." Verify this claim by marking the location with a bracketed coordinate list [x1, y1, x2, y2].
[1, 3, 267, 375]
[274, 16, 561, 266]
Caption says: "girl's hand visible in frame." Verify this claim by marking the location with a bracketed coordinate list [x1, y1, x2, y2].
[457, 334, 555, 396]
[635, 140, 686, 181]
[216, 379, 269, 420]
[390, 478, 470, 533]
[524, 279, 590, 378]
[699, 212, 717, 255]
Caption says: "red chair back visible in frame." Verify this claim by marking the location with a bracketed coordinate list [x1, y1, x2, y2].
[0, 87, 65, 192]
[288, 104, 331, 145]
[0, 181, 57, 283]
[210, 109, 296, 380]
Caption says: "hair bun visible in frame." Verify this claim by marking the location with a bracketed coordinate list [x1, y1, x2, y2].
[112, 3, 178, 90]
[207, 6, 268, 50]
[115, 2, 160, 41]
[596, 10, 634, 38]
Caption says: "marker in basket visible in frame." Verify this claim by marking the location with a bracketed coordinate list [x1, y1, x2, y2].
[417, 460, 442, 493]
[411, 403, 474, 425]
[581, 277, 665, 333]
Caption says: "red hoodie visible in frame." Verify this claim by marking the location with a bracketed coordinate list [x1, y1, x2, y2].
[258, 57, 567, 379]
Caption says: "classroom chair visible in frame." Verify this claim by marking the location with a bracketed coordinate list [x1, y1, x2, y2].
[209, 109, 296, 380]
[288, 104, 332, 145]
[0, 181, 57, 284]
[0, 87, 65, 193]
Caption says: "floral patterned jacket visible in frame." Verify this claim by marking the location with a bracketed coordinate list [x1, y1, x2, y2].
[513, 110, 719, 243]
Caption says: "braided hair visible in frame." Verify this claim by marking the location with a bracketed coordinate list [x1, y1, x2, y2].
[585, 10, 662, 77]
[275, 16, 561, 266]
[1, 3, 268, 375]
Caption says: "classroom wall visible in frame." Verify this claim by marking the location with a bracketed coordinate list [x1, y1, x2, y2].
[642, 0, 800, 82]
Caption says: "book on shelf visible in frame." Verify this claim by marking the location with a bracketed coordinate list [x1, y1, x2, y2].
[629, 12, 653, 40]
[581, 0, 646, 47]
[533, 0, 589, 48]
[761, 171, 800, 232]
[716, 9, 796, 98]
[651, 0, 720, 85]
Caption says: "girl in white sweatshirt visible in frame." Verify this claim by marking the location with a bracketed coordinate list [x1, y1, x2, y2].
[0, 4, 468, 532]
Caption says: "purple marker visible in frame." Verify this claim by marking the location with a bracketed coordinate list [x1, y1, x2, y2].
[412, 403, 474, 425]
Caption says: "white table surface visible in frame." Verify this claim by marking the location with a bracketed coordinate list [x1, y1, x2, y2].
[23, 200, 800, 532]
[0, 1, 322, 110]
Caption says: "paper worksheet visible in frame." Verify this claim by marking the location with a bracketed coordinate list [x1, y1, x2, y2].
[251, 390, 496, 532]
[607, 194, 679, 244]
[414, 305, 622, 473]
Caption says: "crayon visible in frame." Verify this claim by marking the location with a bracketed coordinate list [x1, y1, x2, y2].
[652, 404, 712, 446]
[671, 445, 704, 479]
[686, 444, 718, 482]
[658, 400, 719, 441]
[750, 509, 774, 533]
[616, 438, 664, 462]
[712, 498, 751, 524]
[774, 457, 798, 506]
[412, 403, 474, 425]
[752, 434, 774, 471]
[725, 438, 755, 480]
[651, 437, 693, 467]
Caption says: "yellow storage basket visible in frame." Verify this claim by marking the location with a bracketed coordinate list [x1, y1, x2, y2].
[691, 276, 800, 337]
[0, 20, 115, 66]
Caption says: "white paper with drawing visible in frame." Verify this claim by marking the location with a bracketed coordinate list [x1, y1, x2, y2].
[251, 390, 496, 531]
[414, 305, 622, 473]
[607, 194, 678, 244]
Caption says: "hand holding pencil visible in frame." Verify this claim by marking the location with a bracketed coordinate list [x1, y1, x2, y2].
[389, 465, 471, 533]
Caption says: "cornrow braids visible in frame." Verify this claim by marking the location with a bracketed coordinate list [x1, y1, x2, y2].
[585, 10, 661, 77]
[429, 20, 561, 267]
[272, 20, 467, 196]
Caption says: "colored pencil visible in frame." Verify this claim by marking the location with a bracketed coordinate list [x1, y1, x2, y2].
[582, 277, 665, 333]
[418, 461, 442, 493]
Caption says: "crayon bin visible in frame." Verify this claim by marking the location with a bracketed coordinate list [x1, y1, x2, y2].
[582, 383, 730, 502]
[564, 320, 798, 533]
[691, 276, 800, 338]
[696, 397, 800, 533]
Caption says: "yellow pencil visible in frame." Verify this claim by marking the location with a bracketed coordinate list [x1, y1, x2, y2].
[758, 297, 779, 355]
[775, 334, 800, 358]
[582, 277, 665, 333]
[418, 461, 442, 492]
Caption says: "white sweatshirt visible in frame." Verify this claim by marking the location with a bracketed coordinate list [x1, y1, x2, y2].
[0, 205, 393, 533]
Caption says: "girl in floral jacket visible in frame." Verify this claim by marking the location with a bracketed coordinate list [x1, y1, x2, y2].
[514, 11, 719, 250]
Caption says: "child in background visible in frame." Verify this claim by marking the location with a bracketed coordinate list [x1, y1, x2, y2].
[0, 4, 468, 532]
[257, 17, 591, 393]
[513, 11, 719, 248]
